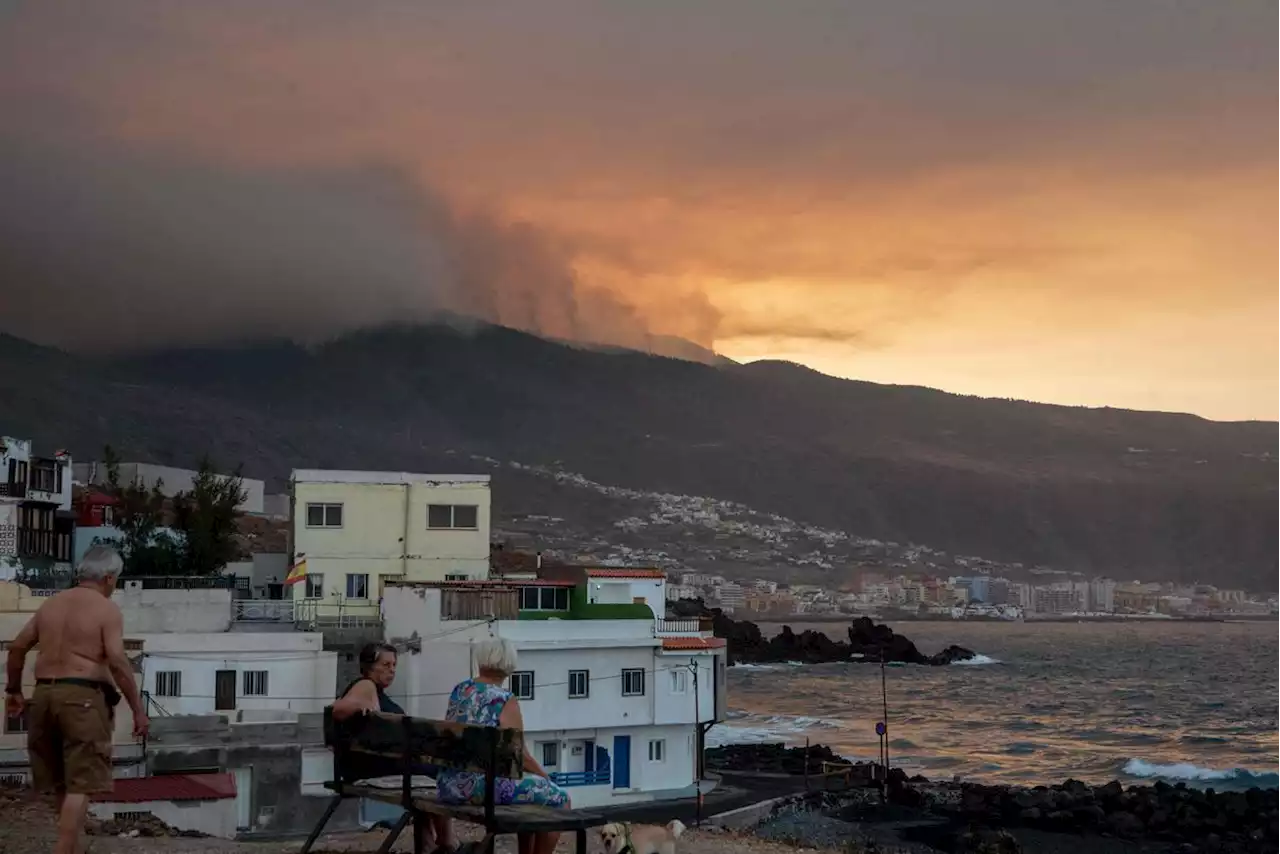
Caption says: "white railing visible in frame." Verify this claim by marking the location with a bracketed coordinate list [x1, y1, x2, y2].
[654, 618, 704, 635]
[232, 599, 296, 622]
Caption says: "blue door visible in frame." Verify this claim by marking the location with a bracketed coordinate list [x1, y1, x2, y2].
[612, 736, 631, 789]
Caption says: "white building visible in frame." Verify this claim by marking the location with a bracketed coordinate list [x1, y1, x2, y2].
[88, 773, 239, 838]
[0, 437, 74, 582]
[73, 461, 265, 515]
[381, 568, 726, 808]
[291, 470, 492, 619]
[141, 631, 337, 718]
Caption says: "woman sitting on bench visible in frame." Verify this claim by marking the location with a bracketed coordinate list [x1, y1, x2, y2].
[333, 642, 458, 852]
[437, 639, 570, 854]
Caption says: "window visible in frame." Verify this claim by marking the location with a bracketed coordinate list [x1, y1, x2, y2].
[648, 739, 666, 762]
[243, 671, 269, 697]
[519, 586, 569, 611]
[4, 707, 28, 734]
[304, 574, 325, 599]
[509, 671, 534, 700]
[621, 668, 645, 697]
[154, 671, 182, 697]
[669, 669, 689, 694]
[568, 670, 589, 699]
[345, 573, 369, 599]
[30, 464, 56, 493]
[427, 504, 479, 530]
[444, 574, 468, 582]
[539, 742, 559, 769]
[305, 503, 343, 528]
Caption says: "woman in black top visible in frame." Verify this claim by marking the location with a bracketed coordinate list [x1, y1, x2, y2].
[333, 643, 456, 852]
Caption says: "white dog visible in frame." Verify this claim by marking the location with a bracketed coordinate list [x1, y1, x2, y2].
[599, 821, 686, 854]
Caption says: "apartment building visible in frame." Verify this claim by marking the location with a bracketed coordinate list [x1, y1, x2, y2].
[0, 437, 74, 584]
[380, 568, 726, 809]
[291, 470, 491, 619]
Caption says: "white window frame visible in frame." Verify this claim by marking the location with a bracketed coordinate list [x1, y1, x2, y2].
[304, 573, 325, 599]
[305, 502, 343, 528]
[3, 707, 28, 734]
[621, 668, 645, 697]
[242, 670, 269, 697]
[539, 742, 559, 769]
[568, 670, 589, 699]
[345, 573, 369, 600]
[510, 671, 535, 700]
[648, 739, 666, 762]
[154, 671, 182, 698]
[520, 586, 570, 611]
[669, 668, 689, 694]
[426, 504, 479, 530]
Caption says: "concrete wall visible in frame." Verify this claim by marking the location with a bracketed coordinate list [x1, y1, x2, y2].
[118, 587, 233, 634]
[91, 798, 238, 839]
[588, 577, 666, 608]
[146, 714, 361, 838]
[291, 473, 491, 617]
[139, 632, 337, 716]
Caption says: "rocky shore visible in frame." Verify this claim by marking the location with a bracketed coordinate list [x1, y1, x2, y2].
[671, 598, 976, 665]
[709, 744, 1280, 853]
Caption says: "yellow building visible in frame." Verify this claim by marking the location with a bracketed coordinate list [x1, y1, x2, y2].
[0, 581, 146, 784]
[290, 470, 492, 619]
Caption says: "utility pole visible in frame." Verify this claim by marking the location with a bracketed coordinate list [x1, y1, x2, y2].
[688, 658, 702, 827]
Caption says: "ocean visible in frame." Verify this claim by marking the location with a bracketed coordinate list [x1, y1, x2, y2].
[708, 620, 1278, 792]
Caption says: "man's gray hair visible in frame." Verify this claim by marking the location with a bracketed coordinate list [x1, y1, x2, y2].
[78, 545, 124, 581]
[473, 638, 518, 677]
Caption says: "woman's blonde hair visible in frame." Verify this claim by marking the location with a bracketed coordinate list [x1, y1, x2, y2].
[473, 638, 518, 676]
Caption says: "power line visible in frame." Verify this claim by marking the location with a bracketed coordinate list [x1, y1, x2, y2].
[152, 662, 713, 702]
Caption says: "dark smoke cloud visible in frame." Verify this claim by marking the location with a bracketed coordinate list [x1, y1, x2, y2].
[0, 135, 708, 357]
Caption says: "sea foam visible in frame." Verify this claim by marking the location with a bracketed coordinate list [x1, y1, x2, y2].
[1123, 759, 1279, 790]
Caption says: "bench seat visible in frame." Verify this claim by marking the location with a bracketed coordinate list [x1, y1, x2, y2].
[332, 783, 612, 834]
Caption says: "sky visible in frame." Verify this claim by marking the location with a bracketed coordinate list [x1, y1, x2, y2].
[0, 2, 1274, 421]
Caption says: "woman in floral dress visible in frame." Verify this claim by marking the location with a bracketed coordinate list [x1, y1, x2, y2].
[437, 639, 570, 854]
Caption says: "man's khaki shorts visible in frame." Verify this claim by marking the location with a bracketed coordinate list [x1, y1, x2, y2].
[28, 682, 114, 795]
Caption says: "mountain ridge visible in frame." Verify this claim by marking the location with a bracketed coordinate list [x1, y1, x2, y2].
[1, 323, 1274, 589]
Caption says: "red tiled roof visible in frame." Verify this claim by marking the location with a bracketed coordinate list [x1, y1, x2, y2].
[101, 773, 237, 804]
[662, 637, 726, 650]
[585, 568, 666, 579]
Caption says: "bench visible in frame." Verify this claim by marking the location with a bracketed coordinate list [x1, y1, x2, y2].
[301, 706, 642, 854]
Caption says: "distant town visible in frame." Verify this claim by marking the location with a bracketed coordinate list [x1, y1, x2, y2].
[667, 571, 1279, 621]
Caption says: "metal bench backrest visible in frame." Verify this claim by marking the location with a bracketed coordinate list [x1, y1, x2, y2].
[324, 706, 525, 781]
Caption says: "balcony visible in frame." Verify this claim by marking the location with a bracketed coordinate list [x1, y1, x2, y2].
[0, 482, 26, 499]
[549, 770, 610, 787]
[654, 617, 715, 637]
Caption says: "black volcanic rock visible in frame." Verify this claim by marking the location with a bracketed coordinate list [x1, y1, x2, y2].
[696, 604, 975, 665]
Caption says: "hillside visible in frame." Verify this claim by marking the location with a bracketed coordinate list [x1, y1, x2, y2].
[1, 325, 1275, 589]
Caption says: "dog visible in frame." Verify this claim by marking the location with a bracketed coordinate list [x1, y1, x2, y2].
[599, 820, 686, 854]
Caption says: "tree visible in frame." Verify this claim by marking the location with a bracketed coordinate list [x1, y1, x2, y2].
[171, 456, 247, 577]
[98, 447, 184, 577]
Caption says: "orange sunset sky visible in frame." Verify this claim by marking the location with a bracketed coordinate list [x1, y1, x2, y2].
[0, 2, 1275, 421]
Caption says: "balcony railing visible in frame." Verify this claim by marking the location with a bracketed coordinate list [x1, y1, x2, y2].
[293, 598, 384, 630]
[232, 599, 296, 623]
[654, 617, 715, 636]
[549, 770, 610, 787]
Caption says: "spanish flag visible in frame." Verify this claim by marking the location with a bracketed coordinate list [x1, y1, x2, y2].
[284, 555, 308, 586]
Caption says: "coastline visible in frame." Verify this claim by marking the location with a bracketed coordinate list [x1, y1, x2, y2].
[708, 744, 1280, 853]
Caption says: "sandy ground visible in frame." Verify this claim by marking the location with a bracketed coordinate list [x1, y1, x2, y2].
[0, 792, 838, 854]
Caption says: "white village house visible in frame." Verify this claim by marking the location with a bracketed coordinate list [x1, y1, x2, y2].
[379, 568, 727, 809]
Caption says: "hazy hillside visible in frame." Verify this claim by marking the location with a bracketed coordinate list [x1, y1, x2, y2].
[1, 325, 1275, 589]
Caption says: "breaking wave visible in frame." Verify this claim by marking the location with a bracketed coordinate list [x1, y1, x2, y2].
[953, 654, 1002, 666]
[1122, 759, 1278, 790]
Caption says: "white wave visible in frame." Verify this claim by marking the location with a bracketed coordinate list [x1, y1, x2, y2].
[729, 660, 806, 670]
[1123, 759, 1259, 782]
[953, 654, 1001, 666]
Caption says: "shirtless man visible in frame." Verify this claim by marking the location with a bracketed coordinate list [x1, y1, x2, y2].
[4, 546, 149, 854]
